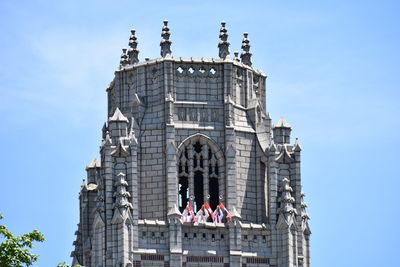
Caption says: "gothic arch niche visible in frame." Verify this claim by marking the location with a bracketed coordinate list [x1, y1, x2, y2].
[177, 134, 225, 212]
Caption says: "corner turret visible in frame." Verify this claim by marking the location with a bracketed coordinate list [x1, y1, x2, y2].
[86, 157, 101, 185]
[273, 116, 292, 144]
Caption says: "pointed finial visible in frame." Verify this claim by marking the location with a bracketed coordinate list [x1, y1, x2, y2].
[218, 21, 230, 59]
[119, 48, 129, 68]
[240, 32, 252, 66]
[128, 29, 139, 64]
[160, 20, 172, 57]
[293, 137, 302, 152]
[104, 131, 112, 145]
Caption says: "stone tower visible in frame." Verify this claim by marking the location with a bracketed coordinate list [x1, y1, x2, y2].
[71, 21, 311, 267]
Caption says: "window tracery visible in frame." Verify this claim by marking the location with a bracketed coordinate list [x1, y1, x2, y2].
[177, 135, 224, 213]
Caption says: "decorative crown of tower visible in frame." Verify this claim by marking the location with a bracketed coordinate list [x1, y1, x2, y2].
[116, 20, 260, 68]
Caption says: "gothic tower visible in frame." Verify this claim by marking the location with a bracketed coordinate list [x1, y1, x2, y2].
[71, 21, 311, 267]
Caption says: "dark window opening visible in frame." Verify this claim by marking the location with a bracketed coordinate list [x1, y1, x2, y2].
[194, 170, 204, 212]
[194, 141, 202, 153]
[179, 177, 189, 212]
[178, 162, 182, 173]
[209, 177, 219, 210]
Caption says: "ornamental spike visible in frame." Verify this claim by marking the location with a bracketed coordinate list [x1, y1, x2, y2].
[218, 21, 230, 59]
[128, 29, 139, 64]
[160, 20, 172, 57]
[240, 32, 252, 66]
[119, 48, 129, 68]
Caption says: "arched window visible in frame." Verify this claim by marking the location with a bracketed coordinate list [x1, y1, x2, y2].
[177, 134, 225, 212]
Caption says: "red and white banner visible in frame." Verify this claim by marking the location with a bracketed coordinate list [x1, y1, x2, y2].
[188, 205, 196, 223]
[204, 202, 216, 221]
[219, 202, 233, 222]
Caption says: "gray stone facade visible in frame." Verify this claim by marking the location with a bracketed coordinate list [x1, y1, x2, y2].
[71, 21, 311, 267]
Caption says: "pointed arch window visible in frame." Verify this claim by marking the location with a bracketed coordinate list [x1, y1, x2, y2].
[177, 135, 225, 212]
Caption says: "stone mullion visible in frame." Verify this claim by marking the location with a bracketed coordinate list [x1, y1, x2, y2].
[202, 143, 209, 203]
[218, 161, 226, 205]
[188, 143, 194, 205]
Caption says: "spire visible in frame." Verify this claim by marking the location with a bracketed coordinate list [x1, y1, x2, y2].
[240, 32, 252, 66]
[278, 178, 297, 220]
[119, 48, 128, 68]
[160, 20, 172, 57]
[127, 29, 139, 64]
[113, 173, 133, 210]
[218, 21, 230, 59]
[300, 192, 310, 221]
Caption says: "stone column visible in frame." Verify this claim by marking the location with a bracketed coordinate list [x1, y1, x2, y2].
[128, 133, 140, 262]
[223, 62, 237, 210]
[167, 205, 183, 267]
[228, 208, 242, 267]
[100, 132, 114, 266]
[164, 59, 178, 213]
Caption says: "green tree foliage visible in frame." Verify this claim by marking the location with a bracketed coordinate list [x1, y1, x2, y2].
[0, 214, 45, 267]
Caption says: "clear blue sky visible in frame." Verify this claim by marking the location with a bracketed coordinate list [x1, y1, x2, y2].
[0, 0, 399, 266]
